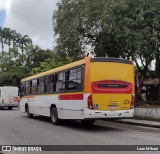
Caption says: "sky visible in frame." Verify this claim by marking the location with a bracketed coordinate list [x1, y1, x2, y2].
[0, 0, 58, 49]
[0, 10, 5, 26]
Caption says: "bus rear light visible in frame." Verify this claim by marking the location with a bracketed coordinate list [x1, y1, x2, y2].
[2, 99, 4, 103]
[130, 95, 134, 109]
[88, 95, 94, 110]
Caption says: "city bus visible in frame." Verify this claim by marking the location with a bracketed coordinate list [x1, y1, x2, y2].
[20, 57, 134, 125]
[0, 86, 19, 110]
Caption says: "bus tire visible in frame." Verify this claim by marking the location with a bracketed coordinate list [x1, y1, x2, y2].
[26, 106, 33, 118]
[81, 119, 95, 126]
[50, 107, 60, 125]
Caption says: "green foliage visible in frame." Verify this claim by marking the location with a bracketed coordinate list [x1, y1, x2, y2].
[52, 0, 160, 103]
[53, 0, 160, 78]
[1, 0, 160, 91]
[33, 51, 74, 73]
[0, 69, 21, 87]
[0, 26, 57, 86]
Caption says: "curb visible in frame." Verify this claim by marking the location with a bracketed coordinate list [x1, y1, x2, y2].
[114, 120, 160, 128]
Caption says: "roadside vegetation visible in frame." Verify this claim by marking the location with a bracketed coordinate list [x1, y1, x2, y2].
[0, 0, 160, 105]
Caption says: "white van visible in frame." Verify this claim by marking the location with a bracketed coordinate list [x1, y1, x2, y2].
[0, 86, 19, 110]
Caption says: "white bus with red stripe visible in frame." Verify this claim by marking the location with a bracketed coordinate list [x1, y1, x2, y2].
[20, 57, 134, 125]
[0, 86, 19, 110]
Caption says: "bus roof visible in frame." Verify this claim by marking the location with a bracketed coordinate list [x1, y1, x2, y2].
[91, 57, 132, 64]
[21, 57, 133, 82]
[21, 58, 86, 82]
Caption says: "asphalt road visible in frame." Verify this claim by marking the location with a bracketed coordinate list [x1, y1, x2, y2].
[0, 108, 160, 154]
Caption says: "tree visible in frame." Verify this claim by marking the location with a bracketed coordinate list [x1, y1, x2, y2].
[25, 45, 55, 69]
[0, 49, 28, 87]
[0, 27, 5, 63]
[14, 33, 32, 64]
[53, 0, 160, 102]
[53, 0, 160, 62]
[0, 27, 34, 86]
[53, 0, 131, 58]
[3, 28, 17, 59]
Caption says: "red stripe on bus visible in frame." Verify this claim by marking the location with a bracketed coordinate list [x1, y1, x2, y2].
[92, 80, 132, 94]
[59, 94, 83, 100]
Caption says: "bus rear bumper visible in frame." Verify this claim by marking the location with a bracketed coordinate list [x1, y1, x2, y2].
[0, 103, 19, 107]
[83, 108, 134, 119]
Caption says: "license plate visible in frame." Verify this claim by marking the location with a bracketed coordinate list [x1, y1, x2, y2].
[108, 105, 117, 110]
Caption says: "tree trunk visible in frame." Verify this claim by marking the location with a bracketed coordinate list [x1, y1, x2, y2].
[155, 55, 160, 78]
[21, 44, 24, 65]
[135, 74, 143, 106]
[1, 41, 4, 61]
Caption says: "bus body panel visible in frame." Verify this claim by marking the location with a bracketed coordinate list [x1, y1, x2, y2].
[91, 62, 134, 83]
[83, 93, 134, 119]
[20, 94, 84, 119]
[90, 61, 134, 111]
[83, 108, 134, 119]
[20, 57, 135, 121]
[92, 94, 132, 110]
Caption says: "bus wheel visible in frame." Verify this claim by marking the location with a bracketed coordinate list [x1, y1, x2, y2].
[26, 106, 33, 118]
[81, 120, 95, 126]
[50, 107, 60, 125]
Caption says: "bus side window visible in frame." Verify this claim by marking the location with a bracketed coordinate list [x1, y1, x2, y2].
[54, 74, 57, 92]
[56, 72, 65, 92]
[26, 81, 31, 94]
[66, 67, 82, 91]
[44, 77, 47, 93]
[45, 77, 48, 93]
[30, 80, 32, 94]
[38, 77, 45, 93]
[37, 79, 39, 86]
[20, 83, 25, 97]
[52, 75, 56, 93]
[66, 70, 70, 90]
[32, 79, 37, 94]
[46, 75, 54, 93]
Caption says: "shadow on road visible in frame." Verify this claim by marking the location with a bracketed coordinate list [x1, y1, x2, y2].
[23, 115, 122, 132]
